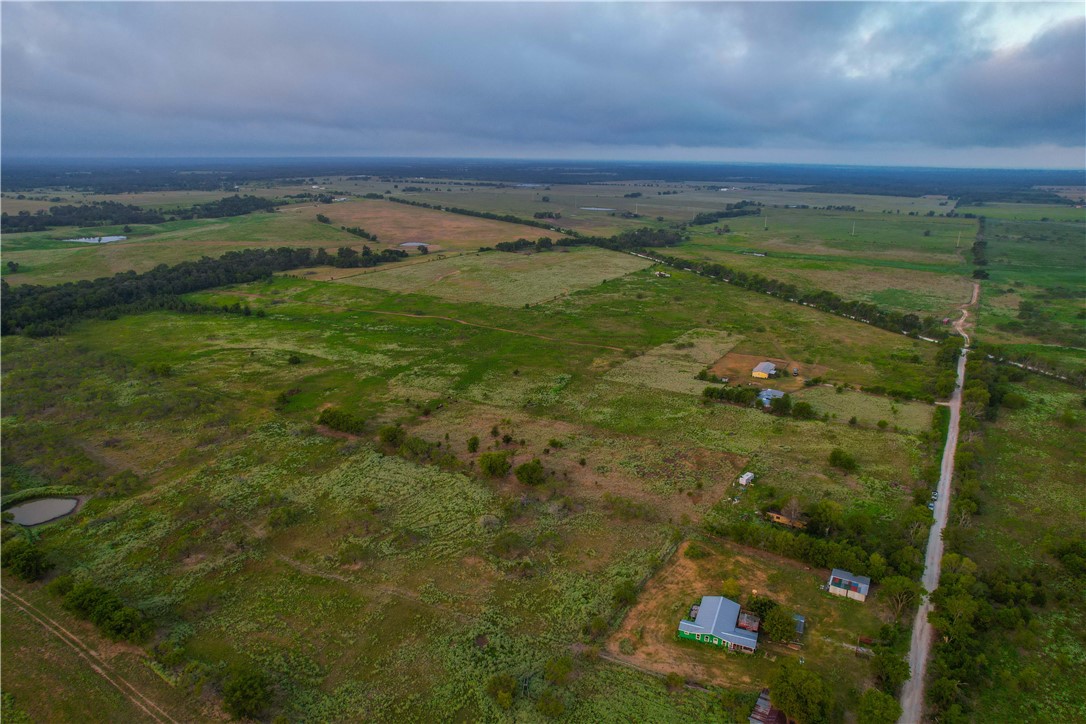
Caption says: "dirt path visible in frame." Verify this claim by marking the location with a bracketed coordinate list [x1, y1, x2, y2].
[952, 281, 980, 345]
[1, 585, 180, 724]
[898, 282, 977, 724]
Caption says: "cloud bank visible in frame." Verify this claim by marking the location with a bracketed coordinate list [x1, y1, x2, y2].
[2, 2, 1083, 167]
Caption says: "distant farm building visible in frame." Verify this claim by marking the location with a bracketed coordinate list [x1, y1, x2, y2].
[827, 569, 871, 602]
[677, 596, 759, 653]
[766, 510, 807, 529]
[739, 472, 755, 487]
[655, 271, 671, 278]
[752, 362, 776, 379]
[757, 389, 785, 407]
[792, 613, 806, 637]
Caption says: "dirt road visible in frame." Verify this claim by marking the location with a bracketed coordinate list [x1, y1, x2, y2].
[1, 585, 179, 723]
[898, 284, 976, 723]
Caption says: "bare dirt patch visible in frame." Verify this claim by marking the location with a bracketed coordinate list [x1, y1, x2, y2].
[710, 352, 829, 392]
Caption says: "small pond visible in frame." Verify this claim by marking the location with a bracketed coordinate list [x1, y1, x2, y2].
[399, 242, 429, 247]
[5, 497, 79, 526]
[64, 235, 127, 244]
[579, 207, 615, 212]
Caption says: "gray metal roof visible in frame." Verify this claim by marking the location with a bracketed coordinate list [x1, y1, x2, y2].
[829, 568, 871, 595]
[678, 596, 759, 649]
[753, 362, 776, 374]
[757, 389, 785, 400]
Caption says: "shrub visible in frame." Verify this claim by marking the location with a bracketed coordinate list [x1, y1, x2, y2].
[318, 407, 365, 435]
[62, 580, 151, 643]
[829, 448, 858, 472]
[684, 543, 710, 560]
[1, 541, 52, 582]
[287, 354, 302, 365]
[467, 435, 480, 453]
[665, 672, 685, 691]
[613, 579, 638, 606]
[544, 655, 573, 685]
[514, 458, 547, 486]
[536, 689, 565, 718]
[378, 425, 406, 447]
[492, 530, 528, 558]
[763, 606, 796, 642]
[486, 674, 516, 709]
[547, 438, 563, 449]
[222, 666, 271, 720]
[479, 452, 511, 478]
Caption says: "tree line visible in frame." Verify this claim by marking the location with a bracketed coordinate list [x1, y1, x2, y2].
[643, 251, 948, 339]
[386, 196, 565, 232]
[1, 195, 281, 233]
[686, 201, 762, 227]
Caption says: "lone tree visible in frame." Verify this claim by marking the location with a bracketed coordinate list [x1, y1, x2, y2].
[222, 666, 271, 720]
[771, 660, 831, 724]
[879, 576, 923, 621]
[515, 458, 547, 486]
[763, 606, 797, 643]
[829, 447, 858, 472]
[479, 451, 511, 478]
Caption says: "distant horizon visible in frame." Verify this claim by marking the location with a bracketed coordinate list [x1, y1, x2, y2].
[4, 155, 1084, 175]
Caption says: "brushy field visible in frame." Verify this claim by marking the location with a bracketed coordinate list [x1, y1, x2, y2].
[2, 223, 951, 720]
[603, 329, 741, 394]
[333, 246, 652, 307]
[793, 387, 934, 433]
[953, 376, 1086, 722]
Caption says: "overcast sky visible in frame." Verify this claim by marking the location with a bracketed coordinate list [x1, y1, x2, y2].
[2, 2, 1083, 168]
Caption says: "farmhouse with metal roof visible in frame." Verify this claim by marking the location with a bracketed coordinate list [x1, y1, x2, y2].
[677, 596, 759, 653]
[827, 568, 871, 602]
[752, 361, 776, 379]
[757, 389, 785, 407]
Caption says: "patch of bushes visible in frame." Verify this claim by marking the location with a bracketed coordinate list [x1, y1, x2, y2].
[514, 458, 547, 486]
[222, 665, 272, 720]
[0, 540, 52, 582]
[55, 578, 152, 643]
[479, 452, 511, 478]
[317, 407, 365, 435]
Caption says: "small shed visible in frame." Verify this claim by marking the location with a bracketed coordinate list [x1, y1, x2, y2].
[749, 689, 786, 724]
[738, 472, 755, 486]
[827, 569, 871, 602]
[752, 362, 776, 379]
[757, 389, 785, 407]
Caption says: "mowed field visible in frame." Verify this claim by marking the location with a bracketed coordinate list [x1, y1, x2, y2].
[333, 246, 652, 307]
[277, 197, 543, 250]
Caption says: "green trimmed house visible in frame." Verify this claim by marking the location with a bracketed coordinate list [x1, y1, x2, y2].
[677, 596, 759, 654]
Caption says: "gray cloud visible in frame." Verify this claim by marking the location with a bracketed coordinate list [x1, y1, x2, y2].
[2, 2, 1083, 166]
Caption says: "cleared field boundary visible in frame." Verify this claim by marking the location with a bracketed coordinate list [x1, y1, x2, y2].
[1, 584, 179, 724]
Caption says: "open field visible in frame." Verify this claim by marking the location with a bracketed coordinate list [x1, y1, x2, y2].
[793, 387, 933, 433]
[2, 238, 944, 719]
[955, 203, 1086, 222]
[277, 197, 544, 250]
[333, 246, 652, 307]
[606, 540, 887, 709]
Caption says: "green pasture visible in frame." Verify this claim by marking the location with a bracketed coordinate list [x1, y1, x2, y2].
[333, 246, 652, 307]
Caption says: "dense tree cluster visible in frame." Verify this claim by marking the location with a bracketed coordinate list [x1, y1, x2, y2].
[1, 195, 280, 233]
[1, 246, 317, 336]
[317, 407, 365, 435]
[0, 539, 52, 581]
[687, 201, 762, 226]
[492, 237, 554, 253]
[51, 576, 152, 643]
[323, 245, 406, 268]
[341, 225, 377, 241]
[1, 201, 166, 232]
